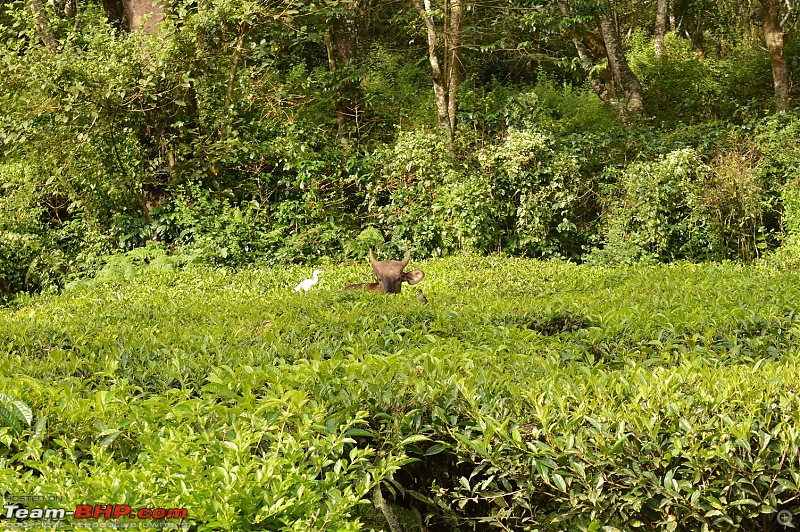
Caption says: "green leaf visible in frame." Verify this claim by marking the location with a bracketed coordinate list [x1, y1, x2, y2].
[424, 443, 447, 456]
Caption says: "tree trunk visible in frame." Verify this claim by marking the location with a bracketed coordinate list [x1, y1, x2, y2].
[598, 3, 645, 120]
[67, 0, 80, 30]
[668, 0, 679, 31]
[445, 0, 463, 134]
[225, 23, 247, 110]
[123, 0, 164, 32]
[654, 0, 668, 57]
[101, 0, 171, 225]
[572, 37, 623, 115]
[373, 484, 403, 532]
[412, 0, 455, 140]
[327, 3, 361, 147]
[685, 15, 705, 58]
[558, 0, 644, 125]
[31, 0, 58, 51]
[759, 0, 791, 111]
[49, 0, 77, 19]
[102, 0, 164, 33]
[102, 0, 125, 30]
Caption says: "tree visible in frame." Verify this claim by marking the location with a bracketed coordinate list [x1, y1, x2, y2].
[757, 0, 792, 111]
[654, 0, 668, 57]
[323, 0, 363, 147]
[411, 0, 463, 140]
[558, 0, 645, 124]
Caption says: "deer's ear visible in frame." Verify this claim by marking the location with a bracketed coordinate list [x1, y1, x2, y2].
[404, 270, 425, 285]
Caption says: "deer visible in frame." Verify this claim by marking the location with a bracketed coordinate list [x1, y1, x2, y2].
[344, 249, 425, 294]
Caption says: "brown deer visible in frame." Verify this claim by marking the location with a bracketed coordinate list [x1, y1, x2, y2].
[344, 249, 425, 293]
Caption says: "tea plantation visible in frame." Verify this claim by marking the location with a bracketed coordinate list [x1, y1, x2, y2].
[2, 256, 800, 531]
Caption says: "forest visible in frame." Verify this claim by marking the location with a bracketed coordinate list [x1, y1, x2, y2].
[1, 0, 799, 296]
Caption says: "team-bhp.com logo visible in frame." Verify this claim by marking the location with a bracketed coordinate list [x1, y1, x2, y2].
[76, 505, 187, 520]
[4, 504, 187, 520]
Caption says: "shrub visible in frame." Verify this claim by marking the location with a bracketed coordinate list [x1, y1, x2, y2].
[363, 128, 597, 259]
[756, 115, 800, 182]
[588, 149, 713, 264]
[766, 175, 800, 270]
[0, 161, 69, 300]
[0, 233, 40, 299]
[691, 148, 767, 261]
[459, 76, 619, 137]
[590, 144, 778, 264]
[364, 130, 494, 256]
[756, 115, 800, 266]
[477, 129, 595, 259]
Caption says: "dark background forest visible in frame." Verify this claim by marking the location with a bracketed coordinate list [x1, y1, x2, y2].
[2, 0, 800, 300]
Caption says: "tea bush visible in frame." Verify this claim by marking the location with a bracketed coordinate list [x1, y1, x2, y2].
[2, 257, 800, 530]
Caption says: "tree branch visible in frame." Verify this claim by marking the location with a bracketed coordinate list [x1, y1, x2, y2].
[373, 484, 403, 532]
[225, 23, 248, 110]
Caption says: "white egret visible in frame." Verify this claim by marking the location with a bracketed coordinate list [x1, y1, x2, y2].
[294, 269, 323, 292]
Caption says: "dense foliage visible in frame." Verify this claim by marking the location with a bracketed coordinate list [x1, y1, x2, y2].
[2, 256, 800, 530]
[1, 0, 800, 302]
